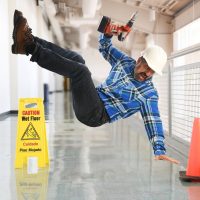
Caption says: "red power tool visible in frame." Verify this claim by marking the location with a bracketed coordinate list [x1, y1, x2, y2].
[97, 11, 138, 41]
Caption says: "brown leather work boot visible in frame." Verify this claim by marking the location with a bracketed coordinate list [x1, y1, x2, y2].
[12, 10, 34, 55]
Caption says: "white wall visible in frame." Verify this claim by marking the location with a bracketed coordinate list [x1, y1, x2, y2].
[0, 0, 11, 198]
[0, 0, 10, 113]
[16, 1, 55, 98]
[0, 0, 57, 114]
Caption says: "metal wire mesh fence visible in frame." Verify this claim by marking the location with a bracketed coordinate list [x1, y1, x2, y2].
[154, 60, 200, 143]
[171, 63, 200, 142]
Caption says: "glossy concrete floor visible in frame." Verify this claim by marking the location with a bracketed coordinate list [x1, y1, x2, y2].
[0, 92, 200, 200]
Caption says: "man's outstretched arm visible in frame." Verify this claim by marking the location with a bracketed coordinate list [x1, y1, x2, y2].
[98, 33, 127, 67]
[140, 95, 180, 164]
[154, 154, 180, 164]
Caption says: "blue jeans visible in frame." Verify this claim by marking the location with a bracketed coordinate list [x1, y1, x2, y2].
[30, 37, 109, 127]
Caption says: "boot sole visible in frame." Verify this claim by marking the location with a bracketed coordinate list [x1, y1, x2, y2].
[13, 10, 23, 26]
[12, 10, 23, 40]
[12, 19, 20, 54]
[12, 13, 26, 54]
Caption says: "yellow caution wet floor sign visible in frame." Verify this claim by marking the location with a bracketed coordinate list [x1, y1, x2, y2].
[15, 98, 49, 168]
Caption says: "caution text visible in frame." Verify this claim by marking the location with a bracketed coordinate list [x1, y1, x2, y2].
[22, 110, 40, 115]
[22, 116, 40, 121]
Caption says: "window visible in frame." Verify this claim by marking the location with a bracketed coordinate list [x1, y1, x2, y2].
[173, 18, 200, 67]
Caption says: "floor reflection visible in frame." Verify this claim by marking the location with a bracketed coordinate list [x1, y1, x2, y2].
[0, 92, 200, 200]
[15, 168, 49, 200]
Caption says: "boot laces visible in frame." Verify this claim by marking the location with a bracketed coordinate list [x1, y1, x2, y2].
[24, 26, 34, 55]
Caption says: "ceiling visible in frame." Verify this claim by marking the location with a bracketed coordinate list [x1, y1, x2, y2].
[40, 0, 194, 52]
[51, 0, 193, 17]
[111, 0, 193, 16]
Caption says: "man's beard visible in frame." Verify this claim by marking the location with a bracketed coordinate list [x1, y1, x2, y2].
[134, 72, 148, 82]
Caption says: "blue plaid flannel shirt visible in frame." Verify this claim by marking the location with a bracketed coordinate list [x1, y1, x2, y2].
[96, 34, 166, 155]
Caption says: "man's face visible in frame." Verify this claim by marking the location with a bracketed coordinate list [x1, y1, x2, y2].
[134, 57, 155, 82]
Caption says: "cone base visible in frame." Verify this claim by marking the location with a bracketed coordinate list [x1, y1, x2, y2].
[179, 171, 200, 182]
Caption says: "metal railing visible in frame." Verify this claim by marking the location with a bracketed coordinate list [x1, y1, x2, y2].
[154, 44, 200, 144]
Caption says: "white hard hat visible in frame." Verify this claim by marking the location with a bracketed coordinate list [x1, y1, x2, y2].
[141, 45, 167, 76]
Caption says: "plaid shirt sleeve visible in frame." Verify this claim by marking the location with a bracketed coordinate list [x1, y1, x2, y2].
[98, 34, 126, 67]
[140, 95, 166, 156]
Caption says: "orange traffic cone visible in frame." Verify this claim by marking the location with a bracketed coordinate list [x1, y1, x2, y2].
[179, 118, 200, 181]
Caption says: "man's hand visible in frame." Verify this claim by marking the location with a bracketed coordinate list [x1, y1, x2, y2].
[154, 155, 180, 164]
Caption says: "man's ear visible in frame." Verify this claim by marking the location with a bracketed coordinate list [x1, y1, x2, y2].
[136, 57, 142, 65]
